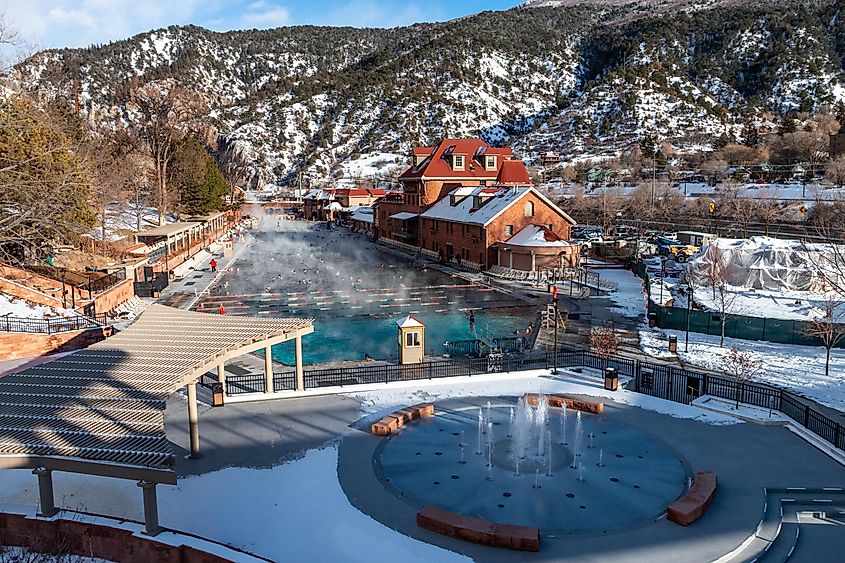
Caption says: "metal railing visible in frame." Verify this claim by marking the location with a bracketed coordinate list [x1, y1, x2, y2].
[210, 348, 844, 453]
[0, 314, 104, 334]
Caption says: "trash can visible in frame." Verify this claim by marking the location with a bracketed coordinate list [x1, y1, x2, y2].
[604, 367, 618, 391]
[212, 383, 225, 407]
[668, 335, 678, 353]
[648, 311, 657, 328]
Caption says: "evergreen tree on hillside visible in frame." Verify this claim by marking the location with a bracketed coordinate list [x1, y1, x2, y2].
[742, 120, 759, 147]
[171, 137, 228, 215]
[0, 97, 95, 263]
[779, 114, 798, 136]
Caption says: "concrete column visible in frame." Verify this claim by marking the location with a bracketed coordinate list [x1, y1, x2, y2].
[295, 336, 304, 392]
[217, 362, 226, 396]
[187, 382, 200, 458]
[33, 467, 58, 517]
[509, 251, 513, 270]
[264, 345, 274, 394]
[530, 251, 536, 272]
[137, 481, 161, 536]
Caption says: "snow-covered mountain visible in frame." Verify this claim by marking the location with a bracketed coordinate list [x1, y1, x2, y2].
[11, 0, 845, 186]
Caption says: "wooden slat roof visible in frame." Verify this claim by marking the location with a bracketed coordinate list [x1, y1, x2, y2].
[0, 305, 313, 473]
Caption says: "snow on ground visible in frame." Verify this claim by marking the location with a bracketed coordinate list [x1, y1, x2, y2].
[640, 324, 845, 412]
[89, 202, 178, 241]
[689, 284, 843, 321]
[348, 369, 741, 426]
[0, 447, 469, 563]
[592, 268, 647, 318]
[0, 293, 79, 319]
[0, 545, 110, 562]
[338, 151, 405, 181]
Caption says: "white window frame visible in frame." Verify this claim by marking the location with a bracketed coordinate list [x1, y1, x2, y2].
[453, 155, 465, 170]
[405, 330, 421, 348]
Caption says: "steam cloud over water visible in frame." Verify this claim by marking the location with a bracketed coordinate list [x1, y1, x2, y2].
[195, 218, 536, 364]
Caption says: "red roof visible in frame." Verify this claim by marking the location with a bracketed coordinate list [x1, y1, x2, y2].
[496, 160, 531, 185]
[400, 138, 516, 181]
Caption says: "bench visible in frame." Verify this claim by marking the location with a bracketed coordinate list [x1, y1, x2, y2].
[416, 506, 540, 552]
[523, 393, 604, 414]
[666, 470, 718, 526]
[370, 403, 434, 436]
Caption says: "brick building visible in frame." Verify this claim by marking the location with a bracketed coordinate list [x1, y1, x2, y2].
[418, 185, 577, 270]
[375, 139, 520, 243]
[304, 187, 386, 221]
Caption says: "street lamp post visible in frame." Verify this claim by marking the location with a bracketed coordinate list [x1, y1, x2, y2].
[659, 257, 667, 305]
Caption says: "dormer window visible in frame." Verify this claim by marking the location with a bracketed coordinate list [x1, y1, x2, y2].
[453, 155, 465, 170]
[485, 155, 497, 170]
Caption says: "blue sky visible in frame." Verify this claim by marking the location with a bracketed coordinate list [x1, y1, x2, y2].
[4, 0, 520, 51]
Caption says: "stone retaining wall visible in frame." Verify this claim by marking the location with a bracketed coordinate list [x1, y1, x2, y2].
[0, 327, 112, 362]
[0, 511, 244, 563]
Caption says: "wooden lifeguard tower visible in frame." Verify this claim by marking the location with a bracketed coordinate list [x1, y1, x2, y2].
[397, 315, 425, 365]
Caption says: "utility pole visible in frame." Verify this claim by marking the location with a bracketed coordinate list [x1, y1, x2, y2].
[651, 152, 657, 207]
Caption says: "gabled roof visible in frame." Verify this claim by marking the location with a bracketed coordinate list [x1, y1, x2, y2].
[400, 138, 515, 181]
[505, 224, 577, 248]
[420, 185, 576, 227]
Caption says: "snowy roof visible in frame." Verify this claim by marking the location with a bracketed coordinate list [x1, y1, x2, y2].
[396, 314, 424, 328]
[350, 207, 374, 223]
[136, 222, 202, 238]
[504, 224, 576, 247]
[390, 212, 419, 220]
[327, 201, 343, 211]
[420, 186, 575, 227]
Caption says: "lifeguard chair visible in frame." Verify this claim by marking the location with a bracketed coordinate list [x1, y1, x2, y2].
[396, 315, 425, 365]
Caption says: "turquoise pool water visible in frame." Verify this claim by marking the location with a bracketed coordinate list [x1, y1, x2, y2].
[195, 222, 537, 364]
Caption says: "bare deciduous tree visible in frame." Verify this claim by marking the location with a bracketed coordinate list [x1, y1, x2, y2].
[805, 299, 845, 378]
[124, 84, 206, 225]
[825, 155, 845, 188]
[721, 347, 762, 409]
[697, 245, 739, 346]
[589, 325, 620, 360]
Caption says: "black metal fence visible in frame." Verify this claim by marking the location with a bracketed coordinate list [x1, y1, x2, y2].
[208, 348, 844, 452]
[0, 314, 103, 334]
[82, 270, 126, 294]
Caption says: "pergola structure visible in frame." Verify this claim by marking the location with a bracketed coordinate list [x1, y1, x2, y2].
[0, 305, 313, 535]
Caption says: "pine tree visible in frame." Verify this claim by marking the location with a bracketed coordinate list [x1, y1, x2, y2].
[779, 114, 798, 136]
[171, 137, 229, 215]
[741, 120, 759, 147]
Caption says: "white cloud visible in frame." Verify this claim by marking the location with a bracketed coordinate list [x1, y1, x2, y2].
[47, 7, 97, 28]
[4, 0, 206, 49]
[240, 5, 291, 29]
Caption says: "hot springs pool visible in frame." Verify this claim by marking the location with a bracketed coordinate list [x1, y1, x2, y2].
[194, 223, 537, 364]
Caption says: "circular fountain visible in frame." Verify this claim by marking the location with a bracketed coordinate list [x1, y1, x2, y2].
[374, 396, 689, 535]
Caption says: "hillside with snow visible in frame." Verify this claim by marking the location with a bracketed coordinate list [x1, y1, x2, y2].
[11, 1, 845, 186]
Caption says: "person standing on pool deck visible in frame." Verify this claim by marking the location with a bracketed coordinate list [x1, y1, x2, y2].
[469, 310, 475, 332]
[210, 258, 217, 273]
